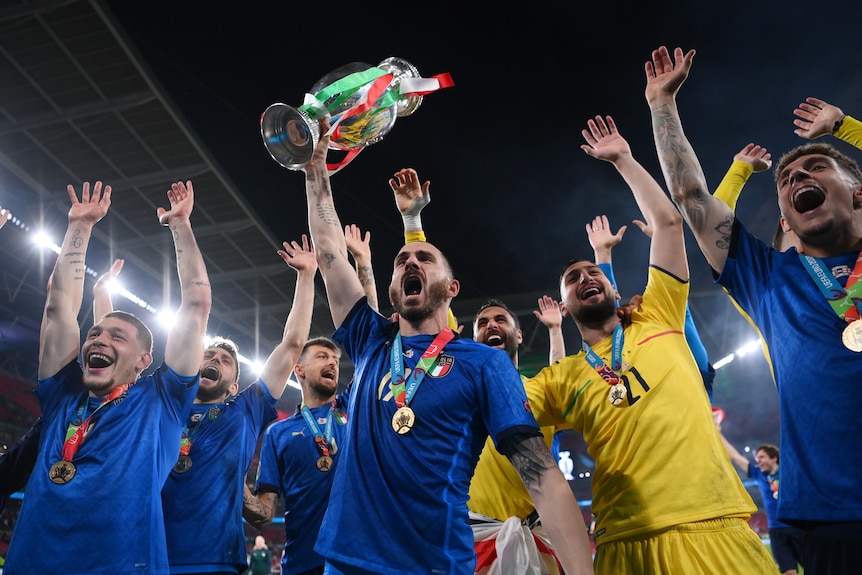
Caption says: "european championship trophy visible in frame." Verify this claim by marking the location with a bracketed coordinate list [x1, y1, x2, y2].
[261, 57, 453, 172]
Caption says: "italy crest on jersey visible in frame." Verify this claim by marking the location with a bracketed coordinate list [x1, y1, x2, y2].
[428, 353, 454, 377]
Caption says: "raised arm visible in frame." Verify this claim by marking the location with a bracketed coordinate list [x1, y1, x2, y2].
[0, 207, 10, 230]
[581, 114, 687, 280]
[39, 182, 111, 379]
[304, 129, 365, 328]
[533, 296, 566, 364]
[388, 168, 460, 331]
[158, 181, 212, 376]
[586, 214, 627, 266]
[718, 431, 751, 474]
[344, 224, 379, 311]
[646, 46, 734, 273]
[506, 435, 594, 575]
[92, 258, 124, 322]
[242, 483, 278, 529]
[259, 234, 318, 399]
[388, 168, 431, 242]
[713, 144, 773, 211]
[793, 96, 862, 150]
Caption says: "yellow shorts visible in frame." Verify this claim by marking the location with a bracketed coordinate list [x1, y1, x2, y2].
[594, 517, 779, 574]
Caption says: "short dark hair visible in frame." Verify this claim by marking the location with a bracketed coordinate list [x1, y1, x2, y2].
[207, 337, 240, 382]
[775, 143, 862, 185]
[395, 242, 455, 278]
[559, 257, 594, 284]
[299, 337, 341, 362]
[103, 311, 153, 353]
[757, 443, 779, 463]
[473, 299, 520, 330]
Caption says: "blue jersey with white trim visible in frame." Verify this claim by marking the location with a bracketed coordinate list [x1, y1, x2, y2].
[315, 301, 540, 575]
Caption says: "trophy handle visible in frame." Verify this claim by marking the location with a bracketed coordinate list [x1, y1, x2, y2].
[377, 57, 424, 118]
[260, 103, 319, 170]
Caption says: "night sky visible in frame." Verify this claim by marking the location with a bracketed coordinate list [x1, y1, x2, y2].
[100, 0, 862, 450]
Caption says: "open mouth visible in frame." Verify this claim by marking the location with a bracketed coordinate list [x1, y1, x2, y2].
[580, 286, 601, 300]
[200, 365, 221, 381]
[87, 353, 114, 369]
[485, 333, 504, 346]
[793, 186, 826, 213]
[321, 368, 337, 382]
[403, 276, 422, 296]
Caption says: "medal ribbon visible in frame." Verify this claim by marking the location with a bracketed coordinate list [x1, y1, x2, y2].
[61, 383, 130, 462]
[178, 405, 224, 457]
[582, 324, 625, 386]
[799, 252, 862, 321]
[300, 400, 336, 457]
[390, 328, 454, 408]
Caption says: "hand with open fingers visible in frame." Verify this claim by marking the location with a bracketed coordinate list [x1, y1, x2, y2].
[278, 234, 317, 274]
[389, 168, 431, 216]
[793, 97, 845, 139]
[581, 115, 631, 164]
[586, 214, 627, 251]
[533, 295, 563, 330]
[157, 181, 195, 226]
[67, 181, 112, 225]
[733, 143, 772, 173]
[344, 224, 372, 262]
[645, 45, 695, 106]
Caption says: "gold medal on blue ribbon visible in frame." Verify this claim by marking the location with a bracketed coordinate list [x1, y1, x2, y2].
[392, 406, 416, 435]
[608, 383, 627, 406]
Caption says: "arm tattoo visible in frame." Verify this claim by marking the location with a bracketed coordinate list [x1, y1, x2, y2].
[356, 265, 374, 287]
[652, 105, 714, 236]
[315, 204, 340, 227]
[69, 229, 83, 248]
[323, 253, 336, 269]
[715, 216, 732, 251]
[507, 434, 554, 492]
[243, 490, 274, 528]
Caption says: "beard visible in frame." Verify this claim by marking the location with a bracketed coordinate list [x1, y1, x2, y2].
[389, 277, 450, 322]
[306, 376, 337, 400]
[482, 332, 518, 361]
[196, 377, 232, 403]
[574, 295, 617, 326]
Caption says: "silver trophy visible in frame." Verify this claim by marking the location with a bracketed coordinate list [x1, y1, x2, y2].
[261, 57, 452, 171]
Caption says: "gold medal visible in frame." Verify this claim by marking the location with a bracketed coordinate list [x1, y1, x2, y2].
[392, 406, 416, 435]
[49, 460, 76, 484]
[316, 455, 333, 472]
[842, 319, 862, 352]
[173, 455, 193, 474]
[608, 383, 627, 406]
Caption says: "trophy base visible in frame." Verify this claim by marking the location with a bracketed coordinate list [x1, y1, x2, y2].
[261, 103, 319, 170]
